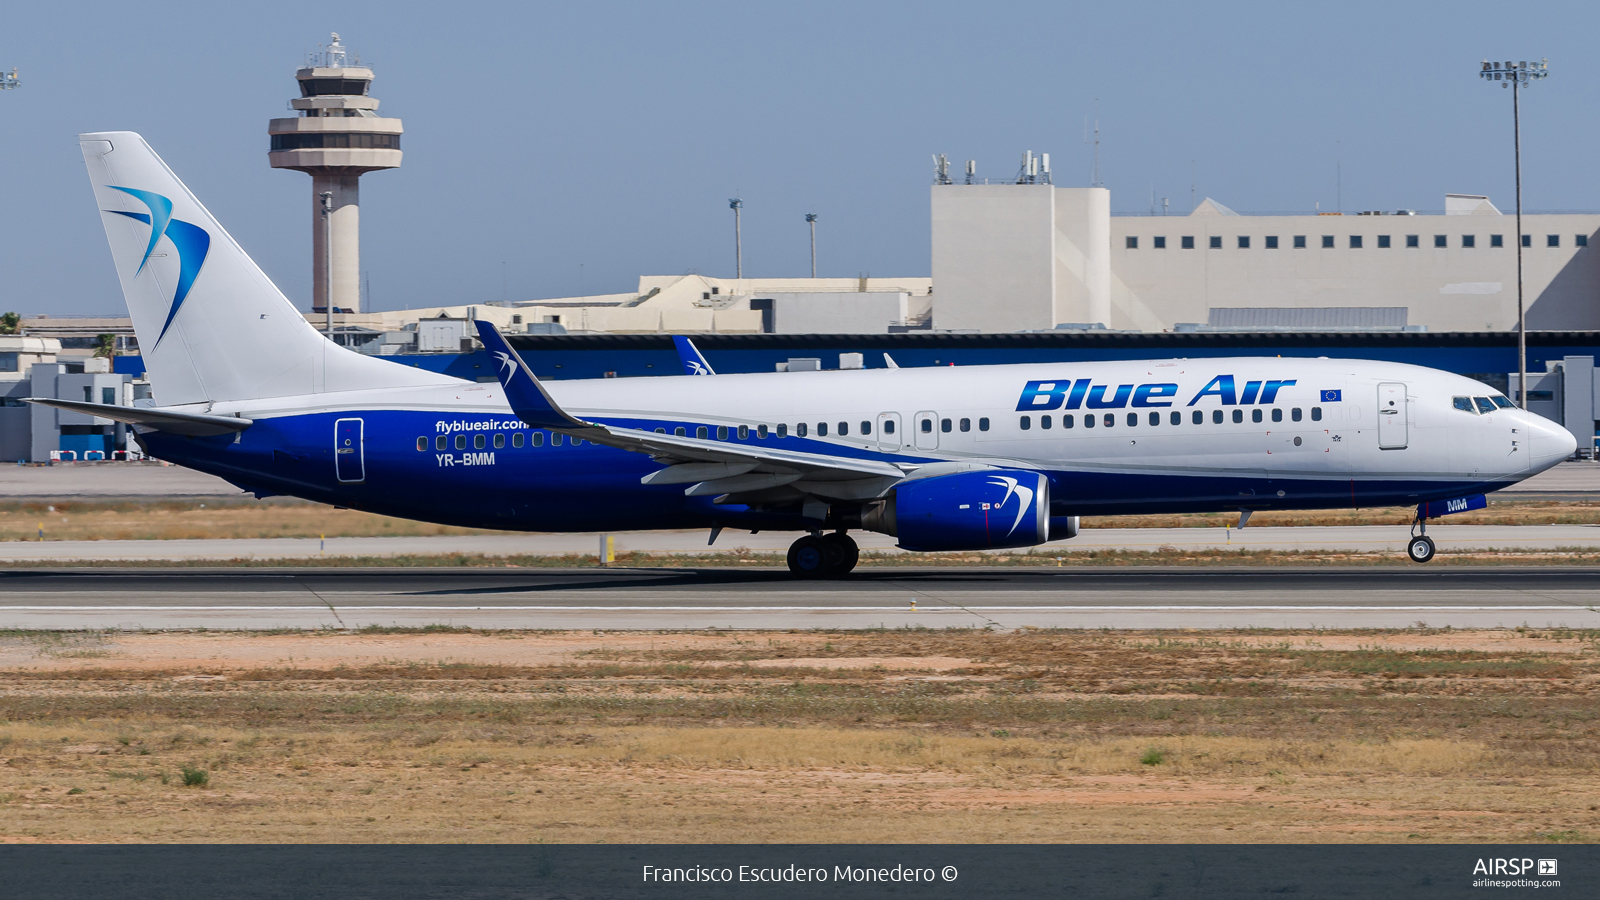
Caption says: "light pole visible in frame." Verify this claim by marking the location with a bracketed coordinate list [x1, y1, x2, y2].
[320, 191, 334, 337]
[805, 213, 817, 278]
[729, 198, 743, 279]
[1480, 58, 1549, 408]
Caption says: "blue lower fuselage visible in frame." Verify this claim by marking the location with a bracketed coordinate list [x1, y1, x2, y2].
[141, 408, 1512, 534]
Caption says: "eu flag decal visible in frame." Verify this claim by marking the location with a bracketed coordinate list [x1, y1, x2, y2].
[1320, 390, 1342, 402]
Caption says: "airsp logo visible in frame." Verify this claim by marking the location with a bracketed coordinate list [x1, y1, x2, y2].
[1472, 858, 1552, 876]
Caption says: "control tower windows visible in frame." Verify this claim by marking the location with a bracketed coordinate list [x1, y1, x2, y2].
[271, 133, 400, 151]
[299, 78, 372, 97]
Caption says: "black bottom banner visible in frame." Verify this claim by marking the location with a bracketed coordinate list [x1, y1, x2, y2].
[0, 844, 1588, 899]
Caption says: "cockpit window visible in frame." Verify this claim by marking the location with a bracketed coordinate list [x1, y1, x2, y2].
[1452, 396, 1477, 413]
[1474, 397, 1496, 414]
[1491, 396, 1515, 409]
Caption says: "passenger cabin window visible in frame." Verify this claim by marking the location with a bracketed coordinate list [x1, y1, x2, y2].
[797, 423, 808, 437]
[1311, 407, 1322, 421]
[493, 433, 505, 448]
[1063, 414, 1074, 428]
[698, 426, 709, 439]
[717, 426, 728, 440]
[920, 418, 933, 433]
[675, 426, 686, 436]
[416, 437, 427, 451]
[977, 418, 988, 432]
[1103, 413, 1115, 428]
[959, 418, 970, 432]
[455, 435, 466, 449]
[815, 423, 827, 437]
[1169, 411, 1180, 425]
[838, 422, 848, 436]
[1149, 411, 1160, 425]
[532, 432, 545, 446]
[757, 424, 768, 438]
[1041, 415, 1052, 429]
[941, 418, 952, 433]
[1212, 410, 1223, 424]
[776, 424, 786, 438]
[1193, 410, 1204, 424]
[1271, 408, 1283, 422]
[552, 433, 564, 446]
[860, 421, 872, 434]
[1232, 410, 1243, 423]
[1474, 397, 1496, 414]
[513, 432, 524, 448]
[1252, 409, 1263, 423]
[1020, 416, 1031, 430]
[883, 420, 895, 434]
[1291, 408, 1302, 422]
[738, 425, 750, 440]
[436, 435, 447, 450]
[1453, 396, 1477, 413]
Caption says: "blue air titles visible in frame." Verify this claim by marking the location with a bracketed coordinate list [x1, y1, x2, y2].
[1016, 376, 1297, 412]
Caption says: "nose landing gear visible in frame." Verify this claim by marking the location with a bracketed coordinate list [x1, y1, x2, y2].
[787, 531, 860, 578]
[1407, 516, 1436, 564]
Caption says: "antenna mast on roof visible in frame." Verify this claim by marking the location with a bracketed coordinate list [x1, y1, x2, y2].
[1084, 100, 1102, 187]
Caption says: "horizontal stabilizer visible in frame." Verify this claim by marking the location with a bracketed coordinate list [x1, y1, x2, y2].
[25, 398, 251, 436]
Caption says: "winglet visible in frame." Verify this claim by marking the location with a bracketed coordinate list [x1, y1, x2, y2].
[883, 353, 900, 369]
[672, 335, 716, 375]
[475, 321, 589, 430]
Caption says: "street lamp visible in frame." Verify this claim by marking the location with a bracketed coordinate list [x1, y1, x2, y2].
[729, 198, 743, 280]
[805, 213, 817, 278]
[1480, 58, 1549, 409]
[320, 191, 334, 336]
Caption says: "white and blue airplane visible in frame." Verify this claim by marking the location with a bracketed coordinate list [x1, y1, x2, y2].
[31, 132, 1577, 576]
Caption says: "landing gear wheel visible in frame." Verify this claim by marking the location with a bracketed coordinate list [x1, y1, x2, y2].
[1406, 535, 1436, 564]
[787, 535, 831, 577]
[820, 532, 859, 577]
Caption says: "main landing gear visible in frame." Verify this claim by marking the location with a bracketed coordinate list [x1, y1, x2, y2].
[787, 532, 859, 578]
[1407, 516, 1436, 564]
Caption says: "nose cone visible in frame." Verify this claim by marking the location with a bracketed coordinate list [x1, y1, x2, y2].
[1525, 414, 1578, 474]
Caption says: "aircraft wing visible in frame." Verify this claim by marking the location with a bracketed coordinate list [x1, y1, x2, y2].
[24, 398, 252, 436]
[476, 322, 906, 503]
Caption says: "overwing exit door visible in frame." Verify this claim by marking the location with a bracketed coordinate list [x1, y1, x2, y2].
[1377, 383, 1408, 450]
[335, 417, 365, 482]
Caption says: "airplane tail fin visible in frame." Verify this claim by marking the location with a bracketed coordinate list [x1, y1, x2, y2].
[672, 335, 716, 375]
[78, 132, 455, 406]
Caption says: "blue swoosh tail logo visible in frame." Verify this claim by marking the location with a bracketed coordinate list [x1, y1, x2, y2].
[105, 186, 210, 346]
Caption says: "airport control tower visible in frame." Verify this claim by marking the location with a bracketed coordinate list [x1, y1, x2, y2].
[268, 34, 401, 314]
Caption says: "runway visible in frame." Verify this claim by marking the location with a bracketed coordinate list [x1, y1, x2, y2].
[4, 566, 1598, 630]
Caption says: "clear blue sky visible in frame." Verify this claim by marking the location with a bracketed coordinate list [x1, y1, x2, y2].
[3, 0, 1598, 315]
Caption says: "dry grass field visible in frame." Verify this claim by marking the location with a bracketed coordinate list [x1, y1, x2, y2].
[1, 628, 1596, 844]
[2, 497, 1599, 543]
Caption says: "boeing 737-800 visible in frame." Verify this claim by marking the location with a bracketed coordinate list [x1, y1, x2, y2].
[30, 132, 1577, 577]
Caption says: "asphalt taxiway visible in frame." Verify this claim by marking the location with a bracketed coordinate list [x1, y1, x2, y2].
[3, 566, 1597, 631]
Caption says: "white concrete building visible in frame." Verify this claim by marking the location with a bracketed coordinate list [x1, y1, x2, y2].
[932, 182, 1600, 333]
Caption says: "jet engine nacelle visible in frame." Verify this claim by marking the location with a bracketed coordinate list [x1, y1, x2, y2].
[862, 470, 1050, 552]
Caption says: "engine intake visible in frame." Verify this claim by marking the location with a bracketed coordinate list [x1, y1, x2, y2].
[862, 470, 1050, 552]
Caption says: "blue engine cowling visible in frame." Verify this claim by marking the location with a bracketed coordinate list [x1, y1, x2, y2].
[868, 470, 1051, 552]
